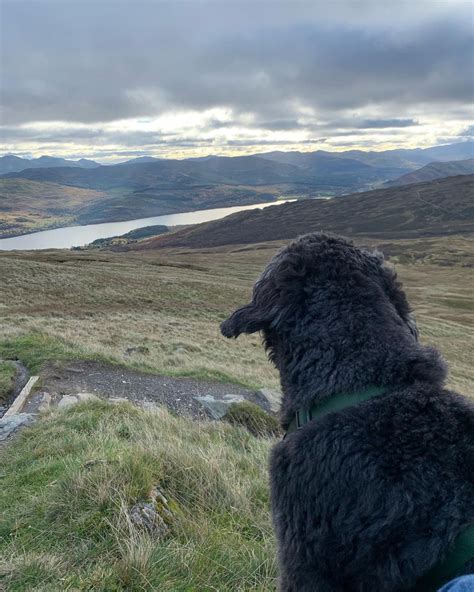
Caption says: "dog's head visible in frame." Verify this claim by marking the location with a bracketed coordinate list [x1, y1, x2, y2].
[221, 233, 418, 365]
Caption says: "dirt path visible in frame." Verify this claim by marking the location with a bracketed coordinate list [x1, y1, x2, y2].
[35, 360, 271, 420]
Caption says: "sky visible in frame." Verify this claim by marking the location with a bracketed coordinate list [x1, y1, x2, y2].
[1, 0, 473, 162]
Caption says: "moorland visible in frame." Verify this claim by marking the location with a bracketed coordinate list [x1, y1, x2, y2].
[0, 163, 473, 591]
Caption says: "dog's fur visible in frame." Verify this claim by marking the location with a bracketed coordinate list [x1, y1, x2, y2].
[221, 233, 474, 592]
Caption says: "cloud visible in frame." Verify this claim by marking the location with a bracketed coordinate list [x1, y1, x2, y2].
[356, 119, 419, 129]
[1, 0, 473, 157]
[459, 125, 474, 138]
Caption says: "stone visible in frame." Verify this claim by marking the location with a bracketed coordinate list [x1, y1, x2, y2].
[0, 413, 34, 441]
[256, 388, 282, 413]
[194, 393, 246, 419]
[57, 395, 79, 408]
[109, 397, 129, 405]
[38, 392, 52, 412]
[128, 487, 173, 538]
[57, 393, 98, 408]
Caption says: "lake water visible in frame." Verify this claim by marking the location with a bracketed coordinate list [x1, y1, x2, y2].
[0, 199, 307, 251]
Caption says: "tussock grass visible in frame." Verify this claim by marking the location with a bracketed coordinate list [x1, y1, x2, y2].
[0, 400, 277, 591]
[223, 402, 281, 438]
[0, 239, 472, 394]
[0, 360, 16, 403]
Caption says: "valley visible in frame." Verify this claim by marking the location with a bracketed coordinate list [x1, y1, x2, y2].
[1, 141, 472, 238]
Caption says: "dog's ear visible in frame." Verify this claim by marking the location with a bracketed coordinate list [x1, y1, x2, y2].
[221, 303, 271, 338]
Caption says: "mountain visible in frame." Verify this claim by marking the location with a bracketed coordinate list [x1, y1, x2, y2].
[0, 157, 301, 236]
[139, 175, 474, 250]
[117, 156, 161, 165]
[1, 155, 328, 189]
[0, 178, 108, 238]
[388, 159, 474, 187]
[0, 154, 100, 175]
[2, 142, 473, 238]
[259, 141, 474, 171]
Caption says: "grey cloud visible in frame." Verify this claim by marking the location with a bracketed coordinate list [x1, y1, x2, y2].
[1, 1, 473, 127]
[356, 119, 419, 129]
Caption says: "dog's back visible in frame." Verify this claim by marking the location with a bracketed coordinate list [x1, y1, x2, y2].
[270, 384, 474, 591]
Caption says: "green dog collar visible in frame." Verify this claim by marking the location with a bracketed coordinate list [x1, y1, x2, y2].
[286, 385, 387, 434]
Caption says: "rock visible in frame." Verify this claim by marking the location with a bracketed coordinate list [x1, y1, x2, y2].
[256, 388, 282, 413]
[128, 487, 173, 538]
[38, 392, 52, 412]
[0, 413, 34, 441]
[57, 393, 98, 408]
[109, 397, 129, 405]
[139, 400, 161, 410]
[194, 393, 246, 419]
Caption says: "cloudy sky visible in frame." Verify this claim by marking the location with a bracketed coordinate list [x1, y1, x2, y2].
[1, 0, 473, 162]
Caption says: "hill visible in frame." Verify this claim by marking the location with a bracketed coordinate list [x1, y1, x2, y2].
[141, 175, 474, 249]
[2, 142, 473, 238]
[2, 154, 347, 190]
[0, 154, 100, 175]
[388, 159, 474, 186]
[259, 140, 474, 170]
[0, 178, 109, 238]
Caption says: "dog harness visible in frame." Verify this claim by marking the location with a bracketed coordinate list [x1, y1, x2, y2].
[285, 386, 474, 590]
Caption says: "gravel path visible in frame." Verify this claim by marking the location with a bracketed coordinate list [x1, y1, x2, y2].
[39, 360, 267, 420]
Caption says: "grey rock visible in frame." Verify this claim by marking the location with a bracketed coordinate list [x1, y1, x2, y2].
[194, 393, 246, 419]
[256, 388, 282, 413]
[57, 393, 98, 408]
[128, 487, 172, 538]
[0, 413, 34, 441]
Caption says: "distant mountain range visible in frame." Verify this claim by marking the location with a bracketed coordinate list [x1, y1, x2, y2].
[2, 140, 473, 183]
[140, 175, 474, 250]
[0, 155, 100, 174]
[388, 159, 474, 187]
[1, 141, 473, 238]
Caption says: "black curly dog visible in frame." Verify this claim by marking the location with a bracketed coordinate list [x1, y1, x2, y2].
[221, 233, 474, 592]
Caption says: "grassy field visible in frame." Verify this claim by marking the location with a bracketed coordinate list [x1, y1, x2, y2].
[0, 400, 276, 591]
[0, 236, 473, 591]
[0, 236, 473, 394]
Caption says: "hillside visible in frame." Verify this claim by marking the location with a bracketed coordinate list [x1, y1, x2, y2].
[0, 154, 100, 175]
[2, 142, 473, 238]
[0, 179, 109, 238]
[388, 159, 474, 186]
[141, 175, 474, 249]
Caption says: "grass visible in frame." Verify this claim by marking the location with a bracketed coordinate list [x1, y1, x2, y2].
[0, 360, 16, 403]
[223, 402, 281, 438]
[0, 237, 472, 394]
[0, 399, 276, 591]
[0, 236, 473, 591]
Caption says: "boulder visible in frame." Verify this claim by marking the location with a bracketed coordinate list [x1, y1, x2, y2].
[194, 393, 246, 419]
[256, 388, 282, 413]
[0, 413, 34, 441]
